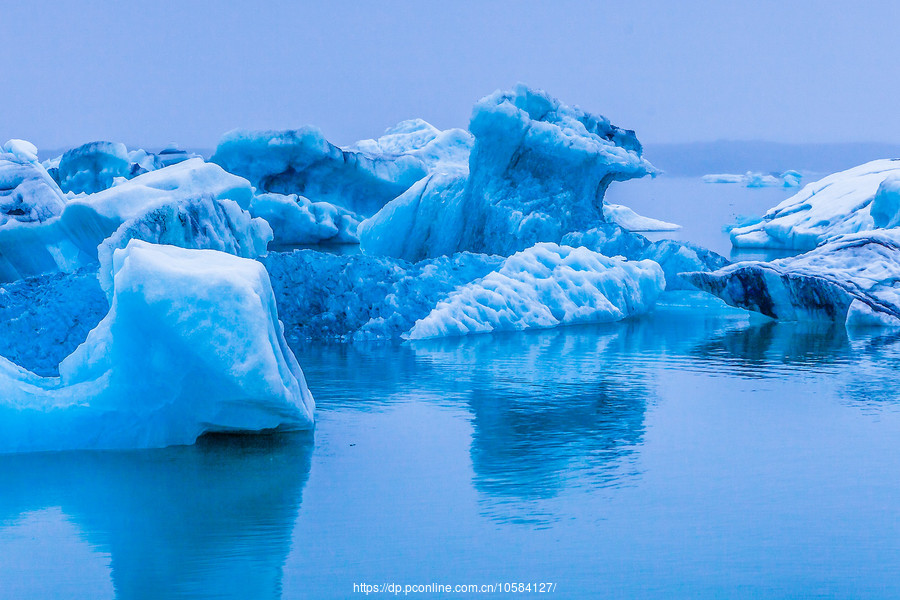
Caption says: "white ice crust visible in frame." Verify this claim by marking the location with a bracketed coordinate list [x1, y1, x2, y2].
[730, 159, 900, 250]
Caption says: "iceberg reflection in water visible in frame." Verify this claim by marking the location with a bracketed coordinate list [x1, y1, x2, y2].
[5, 292, 900, 598]
[0, 433, 313, 600]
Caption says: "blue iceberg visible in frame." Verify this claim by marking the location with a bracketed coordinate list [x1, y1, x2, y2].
[684, 230, 900, 327]
[0, 140, 66, 226]
[358, 85, 662, 261]
[0, 241, 314, 454]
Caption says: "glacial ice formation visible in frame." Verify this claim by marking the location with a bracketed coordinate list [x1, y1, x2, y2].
[0, 140, 67, 226]
[730, 159, 900, 250]
[0, 158, 270, 283]
[0, 241, 315, 454]
[211, 120, 469, 216]
[359, 85, 659, 260]
[683, 230, 900, 327]
[560, 224, 730, 290]
[406, 243, 665, 339]
[262, 249, 503, 342]
[250, 192, 361, 246]
[703, 170, 802, 188]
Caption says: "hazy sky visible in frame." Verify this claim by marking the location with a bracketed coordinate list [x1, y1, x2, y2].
[2, 1, 897, 150]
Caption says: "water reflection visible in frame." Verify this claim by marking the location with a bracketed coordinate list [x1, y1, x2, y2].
[0, 432, 313, 600]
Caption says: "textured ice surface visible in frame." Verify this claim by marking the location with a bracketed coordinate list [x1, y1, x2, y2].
[0, 269, 107, 376]
[0, 140, 67, 226]
[407, 243, 665, 339]
[684, 230, 900, 327]
[703, 170, 802, 188]
[0, 158, 269, 283]
[250, 193, 360, 245]
[211, 123, 459, 215]
[561, 224, 730, 290]
[347, 118, 473, 174]
[0, 241, 314, 454]
[262, 249, 502, 342]
[359, 85, 658, 260]
[730, 159, 900, 250]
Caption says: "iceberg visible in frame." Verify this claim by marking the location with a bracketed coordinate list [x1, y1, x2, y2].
[0, 241, 314, 454]
[250, 192, 361, 246]
[0, 140, 67, 226]
[730, 159, 900, 250]
[406, 243, 665, 339]
[0, 158, 269, 283]
[683, 230, 900, 327]
[560, 224, 730, 290]
[211, 120, 468, 216]
[57, 141, 137, 194]
[359, 85, 658, 260]
[262, 249, 502, 342]
[703, 170, 802, 188]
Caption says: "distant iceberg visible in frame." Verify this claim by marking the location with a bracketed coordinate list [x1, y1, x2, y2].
[0, 241, 314, 454]
[684, 230, 900, 327]
[730, 159, 900, 250]
[359, 85, 662, 261]
[406, 243, 665, 339]
[703, 170, 802, 188]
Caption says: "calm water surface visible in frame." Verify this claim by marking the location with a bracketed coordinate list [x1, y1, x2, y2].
[3, 178, 900, 599]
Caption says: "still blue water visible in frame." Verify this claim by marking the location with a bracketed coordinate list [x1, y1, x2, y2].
[3, 177, 900, 599]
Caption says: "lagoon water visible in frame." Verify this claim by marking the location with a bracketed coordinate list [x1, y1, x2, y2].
[3, 177, 900, 599]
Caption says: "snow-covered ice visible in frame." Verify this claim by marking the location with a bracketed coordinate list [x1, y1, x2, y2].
[359, 85, 660, 261]
[730, 159, 900, 250]
[0, 241, 314, 454]
[0, 140, 67, 226]
[406, 243, 665, 339]
[684, 230, 900, 327]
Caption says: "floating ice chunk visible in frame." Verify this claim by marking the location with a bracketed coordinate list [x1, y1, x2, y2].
[0, 158, 265, 282]
[262, 249, 502, 342]
[154, 142, 203, 168]
[602, 203, 681, 231]
[702, 170, 802, 188]
[730, 159, 900, 250]
[211, 126, 431, 215]
[0, 241, 314, 454]
[561, 224, 729, 291]
[0, 140, 67, 226]
[360, 85, 658, 260]
[683, 230, 900, 327]
[406, 242, 665, 339]
[250, 192, 360, 246]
